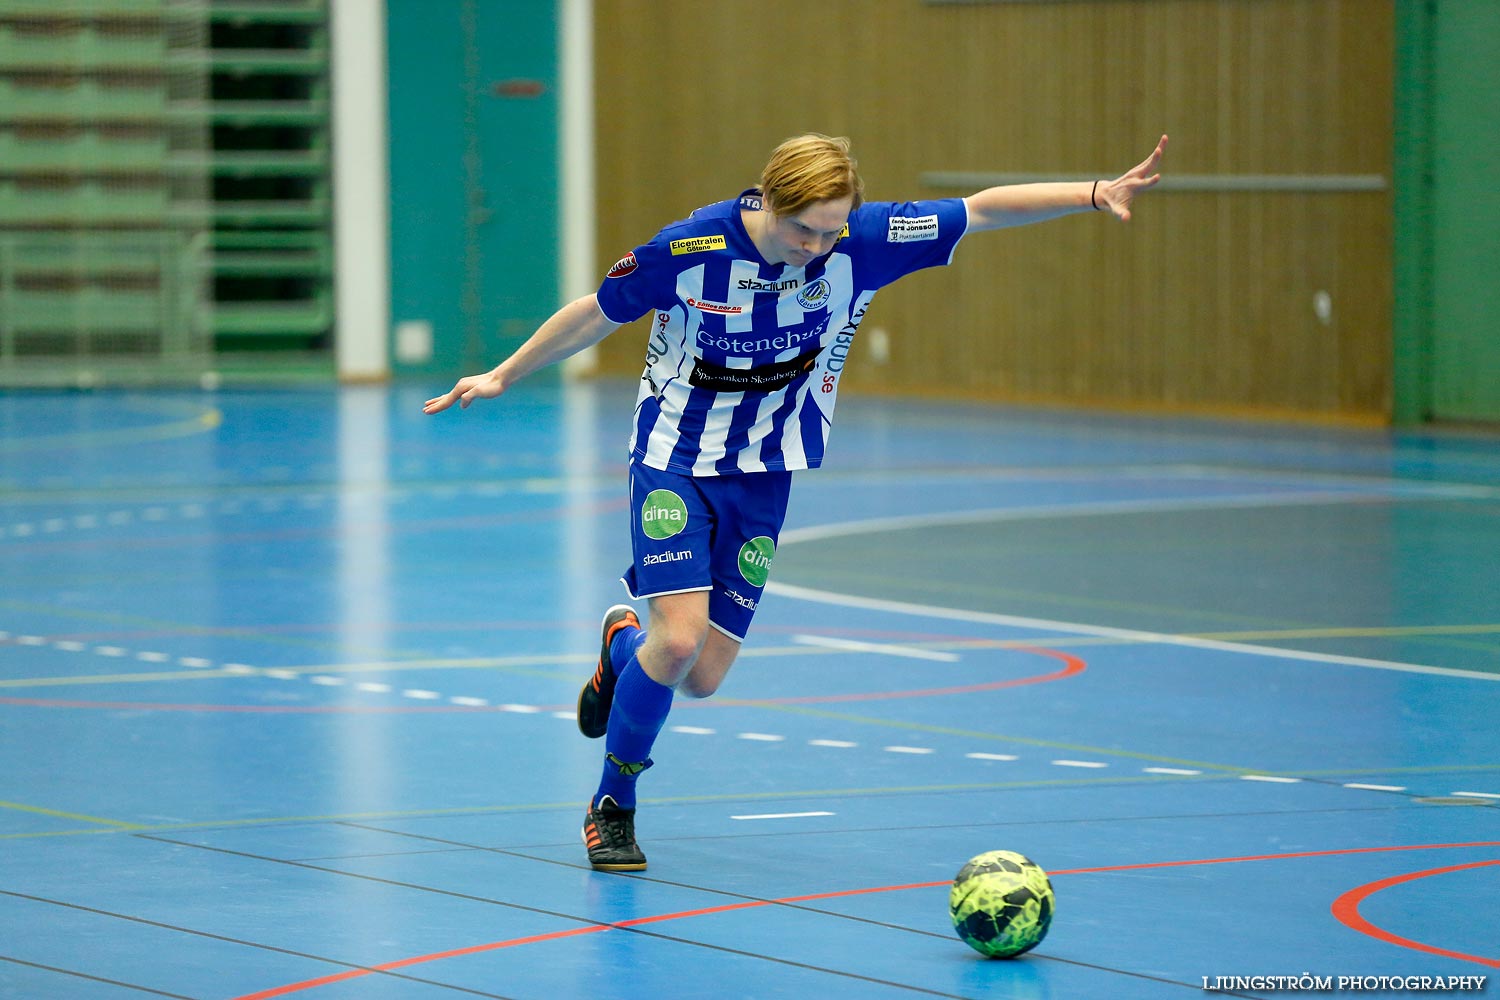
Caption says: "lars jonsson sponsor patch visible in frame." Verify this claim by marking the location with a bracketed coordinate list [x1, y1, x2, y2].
[886, 214, 939, 243]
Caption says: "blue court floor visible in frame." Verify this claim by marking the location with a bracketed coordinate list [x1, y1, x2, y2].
[1, 379, 1497, 999]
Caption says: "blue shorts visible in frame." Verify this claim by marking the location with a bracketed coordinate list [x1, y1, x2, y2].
[621, 462, 793, 641]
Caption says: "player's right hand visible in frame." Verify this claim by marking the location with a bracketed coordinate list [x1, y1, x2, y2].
[423, 372, 503, 414]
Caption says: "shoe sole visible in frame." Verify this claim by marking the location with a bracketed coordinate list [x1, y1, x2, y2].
[576, 604, 639, 739]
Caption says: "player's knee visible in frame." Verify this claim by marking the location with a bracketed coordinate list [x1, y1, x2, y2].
[640, 625, 707, 685]
[658, 627, 706, 667]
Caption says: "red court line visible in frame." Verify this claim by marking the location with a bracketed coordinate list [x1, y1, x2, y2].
[230, 840, 1500, 1000]
[1331, 859, 1500, 968]
[753, 646, 1085, 704]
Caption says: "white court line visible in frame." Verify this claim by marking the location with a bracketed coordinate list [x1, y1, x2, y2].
[1241, 775, 1302, 784]
[1053, 760, 1109, 769]
[1452, 791, 1500, 800]
[1344, 783, 1406, 792]
[778, 490, 1392, 547]
[731, 811, 834, 821]
[773, 489, 1499, 683]
[1144, 767, 1203, 775]
[767, 581, 1500, 682]
[792, 634, 959, 662]
[967, 752, 1018, 761]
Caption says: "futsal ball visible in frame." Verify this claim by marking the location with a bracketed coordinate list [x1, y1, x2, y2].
[949, 850, 1054, 958]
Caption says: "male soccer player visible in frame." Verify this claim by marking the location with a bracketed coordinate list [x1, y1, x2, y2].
[425, 132, 1168, 871]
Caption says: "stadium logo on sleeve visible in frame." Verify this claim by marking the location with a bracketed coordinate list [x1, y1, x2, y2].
[886, 214, 939, 243]
[606, 252, 638, 278]
[670, 234, 727, 256]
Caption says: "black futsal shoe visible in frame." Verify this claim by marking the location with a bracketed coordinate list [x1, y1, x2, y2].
[583, 795, 647, 872]
[577, 604, 639, 739]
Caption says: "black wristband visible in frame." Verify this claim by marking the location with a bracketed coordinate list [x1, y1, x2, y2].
[1091, 180, 1101, 211]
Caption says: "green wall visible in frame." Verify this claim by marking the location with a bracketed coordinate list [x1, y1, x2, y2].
[387, 0, 559, 377]
[1395, 0, 1500, 423]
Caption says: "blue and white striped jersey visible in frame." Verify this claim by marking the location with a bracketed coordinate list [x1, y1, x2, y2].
[596, 190, 968, 476]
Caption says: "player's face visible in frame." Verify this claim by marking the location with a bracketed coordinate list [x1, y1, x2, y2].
[766, 196, 853, 267]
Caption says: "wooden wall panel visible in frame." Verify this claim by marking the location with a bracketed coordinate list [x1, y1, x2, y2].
[591, 0, 1393, 420]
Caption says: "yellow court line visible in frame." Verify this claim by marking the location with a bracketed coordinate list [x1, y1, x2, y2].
[0, 406, 221, 454]
[0, 669, 250, 689]
[1282, 763, 1500, 778]
[0, 600, 436, 661]
[5, 623, 1494, 691]
[8, 765, 1493, 842]
[940, 624, 1500, 648]
[1195, 624, 1500, 641]
[0, 799, 146, 830]
[0, 772, 1214, 841]
[0, 643, 909, 690]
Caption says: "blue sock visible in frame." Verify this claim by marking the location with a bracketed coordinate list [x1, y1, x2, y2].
[609, 622, 646, 673]
[597, 647, 673, 810]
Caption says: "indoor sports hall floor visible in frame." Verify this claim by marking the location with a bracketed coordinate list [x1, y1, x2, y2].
[1, 379, 1497, 999]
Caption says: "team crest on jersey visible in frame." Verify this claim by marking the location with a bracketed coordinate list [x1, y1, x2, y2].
[795, 276, 832, 310]
[670, 234, 727, 256]
[606, 252, 637, 278]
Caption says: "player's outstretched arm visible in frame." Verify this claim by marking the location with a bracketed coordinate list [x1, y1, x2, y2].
[963, 134, 1168, 231]
[422, 294, 620, 414]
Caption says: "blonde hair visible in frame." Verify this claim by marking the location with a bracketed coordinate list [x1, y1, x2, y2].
[758, 133, 864, 218]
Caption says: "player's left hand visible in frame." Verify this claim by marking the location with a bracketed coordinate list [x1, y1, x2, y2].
[422, 371, 504, 414]
[1097, 134, 1168, 223]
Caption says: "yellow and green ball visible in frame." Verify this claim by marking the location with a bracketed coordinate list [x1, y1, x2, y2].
[949, 850, 1054, 958]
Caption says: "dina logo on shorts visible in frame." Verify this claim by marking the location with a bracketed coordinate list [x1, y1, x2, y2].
[737, 536, 776, 587]
[641, 489, 688, 540]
